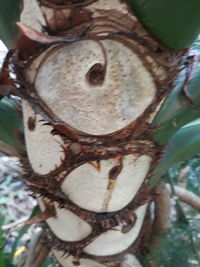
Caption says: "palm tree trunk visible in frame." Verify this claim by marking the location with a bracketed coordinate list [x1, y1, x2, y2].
[4, 0, 187, 266]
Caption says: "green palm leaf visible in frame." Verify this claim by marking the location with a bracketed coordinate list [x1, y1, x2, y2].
[153, 60, 200, 145]
[129, 0, 200, 50]
[150, 122, 200, 186]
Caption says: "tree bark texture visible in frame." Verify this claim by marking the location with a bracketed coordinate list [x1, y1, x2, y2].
[1, 0, 189, 266]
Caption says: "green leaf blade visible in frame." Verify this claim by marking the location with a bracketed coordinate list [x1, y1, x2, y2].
[128, 0, 200, 50]
[154, 60, 200, 145]
[150, 123, 200, 186]
[0, 0, 20, 48]
[0, 98, 24, 152]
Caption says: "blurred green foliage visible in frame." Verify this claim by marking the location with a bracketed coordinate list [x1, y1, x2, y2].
[143, 154, 200, 267]
[0, 0, 20, 48]
[0, 97, 24, 152]
[0, 220, 15, 267]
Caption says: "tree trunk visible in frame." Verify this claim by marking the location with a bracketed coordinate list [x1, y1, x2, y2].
[3, 0, 187, 266]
